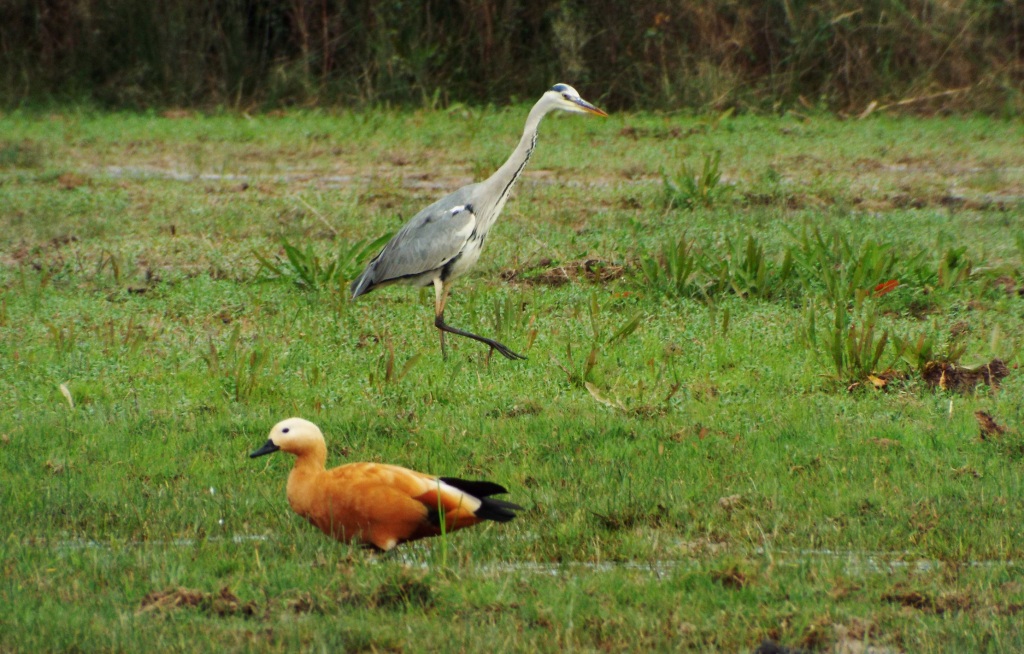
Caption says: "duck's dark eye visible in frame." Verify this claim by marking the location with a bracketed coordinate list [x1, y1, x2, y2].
[282, 427, 290, 434]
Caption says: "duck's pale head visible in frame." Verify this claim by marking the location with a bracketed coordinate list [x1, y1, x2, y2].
[250, 417, 324, 458]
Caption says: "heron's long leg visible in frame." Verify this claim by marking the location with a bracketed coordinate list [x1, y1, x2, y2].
[435, 315, 527, 361]
[432, 279, 526, 361]
[433, 279, 451, 360]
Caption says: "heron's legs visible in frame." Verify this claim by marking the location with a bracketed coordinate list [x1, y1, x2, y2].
[433, 280, 451, 359]
[435, 315, 527, 361]
[432, 279, 526, 361]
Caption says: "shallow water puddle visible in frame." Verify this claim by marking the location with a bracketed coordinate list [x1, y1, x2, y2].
[39, 536, 1016, 578]
[98, 165, 634, 190]
[47, 534, 269, 551]
[421, 550, 1017, 579]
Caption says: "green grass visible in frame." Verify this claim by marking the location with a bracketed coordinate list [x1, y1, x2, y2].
[2, 107, 1024, 652]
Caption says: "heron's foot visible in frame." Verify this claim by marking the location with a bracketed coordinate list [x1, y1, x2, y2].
[434, 315, 527, 361]
[487, 339, 526, 361]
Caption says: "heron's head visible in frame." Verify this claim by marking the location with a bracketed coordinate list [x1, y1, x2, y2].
[542, 83, 608, 117]
[250, 417, 325, 458]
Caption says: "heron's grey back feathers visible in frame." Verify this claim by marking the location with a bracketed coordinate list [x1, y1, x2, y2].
[350, 185, 480, 297]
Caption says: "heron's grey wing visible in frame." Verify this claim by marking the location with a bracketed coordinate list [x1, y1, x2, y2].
[355, 195, 478, 292]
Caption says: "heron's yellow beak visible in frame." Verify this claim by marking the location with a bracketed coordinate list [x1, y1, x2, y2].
[572, 97, 608, 117]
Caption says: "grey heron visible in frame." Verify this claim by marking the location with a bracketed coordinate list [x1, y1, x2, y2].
[350, 83, 607, 360]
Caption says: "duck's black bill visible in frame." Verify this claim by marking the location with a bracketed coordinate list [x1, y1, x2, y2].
[249, 439, 280, 458]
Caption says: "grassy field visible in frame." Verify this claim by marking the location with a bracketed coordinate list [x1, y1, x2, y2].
[2, 106, 1024, 652]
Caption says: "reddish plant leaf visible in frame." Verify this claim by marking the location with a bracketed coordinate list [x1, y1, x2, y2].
[873, 279, 899, 297]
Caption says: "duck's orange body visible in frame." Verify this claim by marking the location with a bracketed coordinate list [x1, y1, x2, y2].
[251, 418, 522, 551]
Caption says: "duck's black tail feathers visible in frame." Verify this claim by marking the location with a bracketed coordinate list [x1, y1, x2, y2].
[440, 477, 525, 523]
[439, 478, 507, 497]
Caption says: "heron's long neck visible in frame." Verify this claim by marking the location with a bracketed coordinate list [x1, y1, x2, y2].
[478, 102, 549, 227]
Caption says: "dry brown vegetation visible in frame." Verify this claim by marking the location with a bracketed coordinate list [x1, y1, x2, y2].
[2, 1, 1021, 112]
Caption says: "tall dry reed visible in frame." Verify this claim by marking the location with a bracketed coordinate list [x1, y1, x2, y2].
[1, 0, 1020, 112]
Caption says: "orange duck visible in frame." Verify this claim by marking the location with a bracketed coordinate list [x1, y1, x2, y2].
[250, 418, 523, 551]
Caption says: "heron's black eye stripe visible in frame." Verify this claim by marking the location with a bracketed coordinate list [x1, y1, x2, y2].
[562, 93, 570, 100]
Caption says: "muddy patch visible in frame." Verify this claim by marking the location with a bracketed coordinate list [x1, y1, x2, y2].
[975, 410, 1008, 440]
[881, 587, 973, 615]
[711, 565, 750, 590]
[501, 258, 626, 286]
[994, 276, 1024, 297]
[138, 586, 258, 617]
[487, 400, 543, 419]
[922, 358, 1009, 392]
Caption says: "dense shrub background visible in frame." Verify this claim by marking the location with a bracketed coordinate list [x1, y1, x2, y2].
[1, 0, 1021, 112]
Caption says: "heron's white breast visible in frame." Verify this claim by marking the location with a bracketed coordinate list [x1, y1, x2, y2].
[446, 235, 486, 279]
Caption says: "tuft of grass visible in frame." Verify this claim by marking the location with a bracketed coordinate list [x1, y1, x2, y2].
[662, 151, 730, 211]
[253, 233, 391, 291]
[708, 234, 794, 300]
[640, 232, 794, 302]
[801, 298, 896, 383]
[0, 139, 45, 168]
[894, 322, 969, 375]
[937, 245, 974, 291]
[788, 227, 906, 308]
[639, 233, 705, 299]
